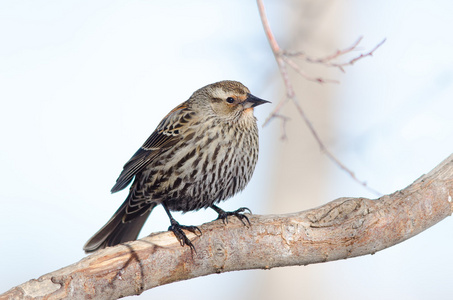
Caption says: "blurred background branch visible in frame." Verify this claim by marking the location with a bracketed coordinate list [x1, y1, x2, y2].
[258, 0, 384, 195]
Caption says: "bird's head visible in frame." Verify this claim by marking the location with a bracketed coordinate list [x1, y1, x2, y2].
[192, 80, 269, 121]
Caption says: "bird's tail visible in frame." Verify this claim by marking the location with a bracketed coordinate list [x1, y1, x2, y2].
[83, 200, 156, 253]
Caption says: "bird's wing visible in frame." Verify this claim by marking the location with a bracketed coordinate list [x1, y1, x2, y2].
[111, 102, 195, 193]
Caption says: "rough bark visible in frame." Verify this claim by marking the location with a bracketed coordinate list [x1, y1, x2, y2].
[2, 154, 452, 300]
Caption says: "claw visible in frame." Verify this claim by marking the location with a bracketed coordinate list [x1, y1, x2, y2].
[168, 222, 202, 253]
[213, 206, 252, 227]
[163, 202, 201, 253]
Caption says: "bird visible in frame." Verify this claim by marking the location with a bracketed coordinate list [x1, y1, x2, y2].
[83, 80, 269, 253]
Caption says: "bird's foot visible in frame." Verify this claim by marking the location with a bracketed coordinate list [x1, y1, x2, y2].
[215, 206, 252, 227]
[168, 221, 202, 252]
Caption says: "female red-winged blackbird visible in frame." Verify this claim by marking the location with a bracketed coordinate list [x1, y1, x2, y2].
[83, 80, 269, 253]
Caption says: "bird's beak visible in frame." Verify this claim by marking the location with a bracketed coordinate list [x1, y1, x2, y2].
[243, 94, 271, 109]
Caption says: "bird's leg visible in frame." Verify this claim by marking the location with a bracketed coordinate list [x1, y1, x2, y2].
[162, 202, 201, 252]
[211, 205, 252, 227]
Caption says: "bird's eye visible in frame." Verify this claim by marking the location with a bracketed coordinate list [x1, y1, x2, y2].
[226, 97, 235, 104]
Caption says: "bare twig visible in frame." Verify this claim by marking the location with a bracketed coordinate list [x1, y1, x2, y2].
[257, 0, 383, 195]
[320, 38, 386, 72]
[290, 97, 381, 195]
[285, 36, 363, 59]
[3, 154, 452, 299]
[305, 36, 364, 63]
[282, 55, 340, 84]
[284, 36, 386, 73]
[272, 113, 291, 140]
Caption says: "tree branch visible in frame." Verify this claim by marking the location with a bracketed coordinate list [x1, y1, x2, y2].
[2, 154, 452, 300]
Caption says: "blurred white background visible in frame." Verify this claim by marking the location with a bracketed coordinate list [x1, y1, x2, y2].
[1, 1, 452, 299]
